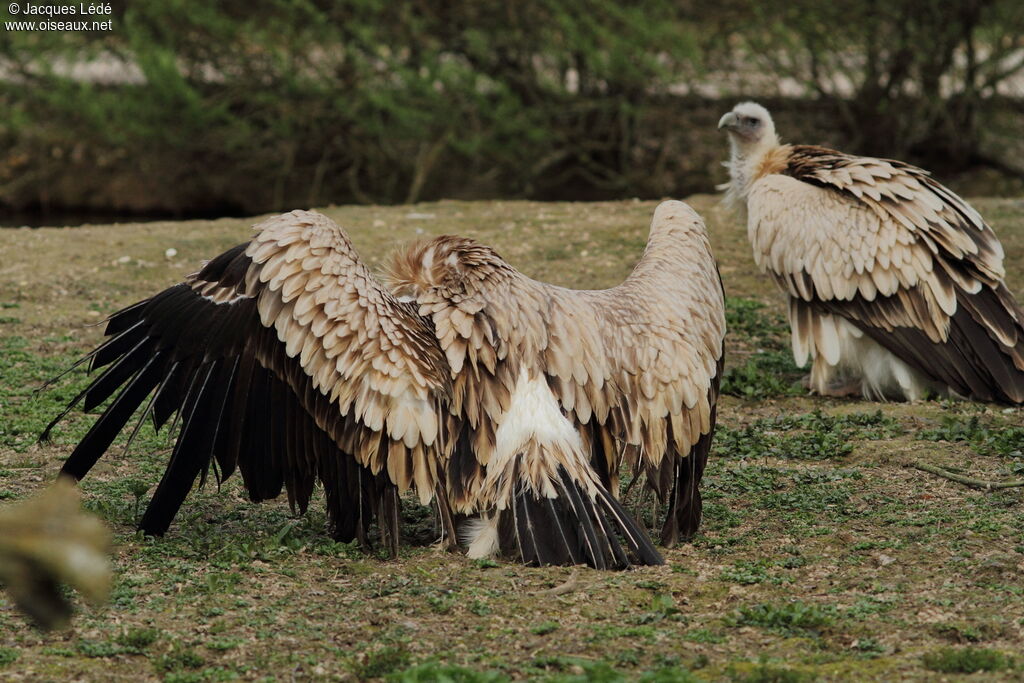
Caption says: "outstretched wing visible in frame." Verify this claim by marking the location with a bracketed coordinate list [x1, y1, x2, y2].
[391, 201, 725, 555]
[47, 210, 452, 543]
[552, 202, 725, 545]
[749, 148, 1024, 402]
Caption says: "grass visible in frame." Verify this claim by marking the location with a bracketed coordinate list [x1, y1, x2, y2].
[1, 196, 1024, 680]
[922, 647, 1013, 674]
[720, 298, 803, 400]
[727, 601, 835, 636]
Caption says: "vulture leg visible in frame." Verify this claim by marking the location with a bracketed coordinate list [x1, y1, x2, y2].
[379, 484, 401, 559]
[433, 483, 460, 553]
[816, 379, 862, 398]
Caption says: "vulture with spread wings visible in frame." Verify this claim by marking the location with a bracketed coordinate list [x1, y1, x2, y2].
[719, 102, 1024, 403]
[46, 201, 725, 569]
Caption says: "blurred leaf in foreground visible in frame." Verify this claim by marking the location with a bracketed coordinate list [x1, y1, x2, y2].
[0, 478, 112, 630]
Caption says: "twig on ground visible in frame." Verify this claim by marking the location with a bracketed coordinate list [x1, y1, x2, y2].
[540, 571, 580, 596]
[911, 461, 1024, 490]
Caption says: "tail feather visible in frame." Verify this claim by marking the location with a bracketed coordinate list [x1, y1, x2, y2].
[543, 497, 583, 566]
[599, 488, 663, 566]
[476, 460, 663, 569]
[554, 465, 608, 569]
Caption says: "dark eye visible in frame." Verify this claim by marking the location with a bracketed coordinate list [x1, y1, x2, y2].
[744, 117, 760, 127]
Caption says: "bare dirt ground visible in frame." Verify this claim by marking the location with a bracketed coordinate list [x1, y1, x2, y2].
[1, 195, 1023, 681]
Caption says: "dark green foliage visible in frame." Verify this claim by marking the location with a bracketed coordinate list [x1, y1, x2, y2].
[759, 483, 853, 516]
[154, 646, 204, 674]
[76, 640, 122, 658]
[116, 627, 161, 653]
[389, 662, 509, 682]
[355, 646, 413, 680]
[721, 351, 803, 400]
[922, 647, 1011, 674]
[708, 465, 782, 495]
[721, 298, 803, 399]
[719, 559, 793, 586]
[727, 601, 835, 635]
[0, 0, 703, 214]
[724, 298, 789, 350]
[632, 594, 680, 625]
[918, 415, 1024, 458]
[726, 0, 1024, 173]
[716, 421, 850, 460]
[4, 2, 1024, 216]
[0, 648, 18, 666]
[715, 410, 900, 461]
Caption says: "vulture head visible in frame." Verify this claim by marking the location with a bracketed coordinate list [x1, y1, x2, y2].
[718, 101, 777, 148]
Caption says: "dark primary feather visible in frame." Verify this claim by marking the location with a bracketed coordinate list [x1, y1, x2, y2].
[661, 354, 723, 547]
[47, 243, 398, 547]
[807, 285, 1024, 403]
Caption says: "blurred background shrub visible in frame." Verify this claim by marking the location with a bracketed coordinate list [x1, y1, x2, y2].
[1, 0, 1023, 220]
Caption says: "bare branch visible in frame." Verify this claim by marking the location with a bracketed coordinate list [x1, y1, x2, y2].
[911, 462, 1024, 490]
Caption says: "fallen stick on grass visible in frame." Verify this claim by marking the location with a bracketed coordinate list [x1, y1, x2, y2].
[540, 571, 580, 596]
[911, 462, 1024, 490]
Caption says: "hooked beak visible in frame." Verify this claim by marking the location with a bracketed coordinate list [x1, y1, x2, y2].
[718, 112, 739, 130]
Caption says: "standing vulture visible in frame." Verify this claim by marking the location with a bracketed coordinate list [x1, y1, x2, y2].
[719, 102, 1024, 403]
[46, 201, 725, 569]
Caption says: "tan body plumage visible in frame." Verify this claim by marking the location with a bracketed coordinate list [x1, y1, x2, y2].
[391, 200, 725, 552]
[48, 201, 725, 568]
[720, 102, 1024, 403]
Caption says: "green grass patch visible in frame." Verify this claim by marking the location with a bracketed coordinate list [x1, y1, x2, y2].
[727, 661, 814, 682]
[715, 409, 901, 461]
[530, 621, 559, 635]
[355, 646, 413, 680]
[725, 297, 789, 347]
[721, 351, 803, 400]
[116, 626, 161, 653]
[719, 559, 793, 586]
[918, 414, 1024, 462]
[922, 647, 1012, 674]
[0, 647, 18, 667]
[727, 601, 835, 635]
[389, 662, 508, 681]
[721, 297, 803, 399]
